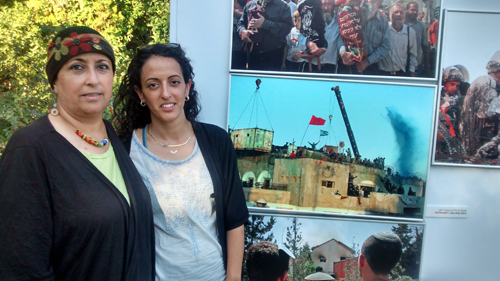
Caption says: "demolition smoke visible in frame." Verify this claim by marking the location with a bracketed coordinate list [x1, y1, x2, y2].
[386, 107, 416, 176]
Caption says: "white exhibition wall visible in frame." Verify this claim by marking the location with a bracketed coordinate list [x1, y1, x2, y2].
[170, 0, 500, 280]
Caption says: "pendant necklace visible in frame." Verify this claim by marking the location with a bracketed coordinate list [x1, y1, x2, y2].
[147, 125, 194, 154]
[50, 109, 108, 147]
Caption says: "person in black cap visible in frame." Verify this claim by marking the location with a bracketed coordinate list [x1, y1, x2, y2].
[246, 241, 294, 281]
[358, 232, 403, 281]
[0, 26, 155, 281]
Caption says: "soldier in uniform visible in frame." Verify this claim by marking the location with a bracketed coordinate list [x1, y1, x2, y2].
[436, 66, 468, 155]
[474, 53, 500, 158]
[459, 51, 500, 156]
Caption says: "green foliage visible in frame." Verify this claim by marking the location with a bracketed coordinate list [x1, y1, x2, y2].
[297, 242, 316, 279]
[0, 0, 170, 155]
[391, 224, 424, 280]
[284, 218, 315, 281]
[244, 215, 277, 252]
[284, 217, 302, 257]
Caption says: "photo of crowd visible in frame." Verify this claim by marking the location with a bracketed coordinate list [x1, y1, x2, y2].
[433, 10, 500, 166]
[231, 0, 440, 78]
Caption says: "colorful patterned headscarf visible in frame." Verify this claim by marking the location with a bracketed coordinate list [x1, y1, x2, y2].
[45, 26, 115, 88]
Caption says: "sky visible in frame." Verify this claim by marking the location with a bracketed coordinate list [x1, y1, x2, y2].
[229, 75, 436, 177]
[257, 215, 423, 254]
[441, 11, 500, 83]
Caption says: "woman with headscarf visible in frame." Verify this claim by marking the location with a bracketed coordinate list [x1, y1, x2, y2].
[114, 43, 249, 281]
[0, 26, 155, 281]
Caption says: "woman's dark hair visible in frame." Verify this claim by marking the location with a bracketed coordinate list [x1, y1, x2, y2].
[114, 43, 200, 139]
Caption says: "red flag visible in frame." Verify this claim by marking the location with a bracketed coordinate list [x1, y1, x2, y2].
[309, 115, 326, 125]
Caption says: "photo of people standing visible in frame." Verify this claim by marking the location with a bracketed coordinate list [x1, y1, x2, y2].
[232, 0, 440, 78]
[242, 215, 423, 281]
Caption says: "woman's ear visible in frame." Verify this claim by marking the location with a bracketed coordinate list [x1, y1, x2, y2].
[134, 85, 145, 101]
[185, 79, 192, 99]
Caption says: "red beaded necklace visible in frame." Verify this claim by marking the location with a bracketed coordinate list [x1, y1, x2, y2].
[50, 107, 109, 147]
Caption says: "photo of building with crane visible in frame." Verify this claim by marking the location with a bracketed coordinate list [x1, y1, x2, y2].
[228, 75, 436, 218]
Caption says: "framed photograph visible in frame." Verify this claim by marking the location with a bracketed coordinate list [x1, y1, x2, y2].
[230, 0, 442, 80]
[432, 10, 500, 167]
[243, 214, 424, 281]
[228, 74, 436, 219]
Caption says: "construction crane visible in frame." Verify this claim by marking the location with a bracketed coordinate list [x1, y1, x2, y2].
[331, 86, 360, 159]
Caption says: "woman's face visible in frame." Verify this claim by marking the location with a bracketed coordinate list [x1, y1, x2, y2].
[53, 52, 114, 117]
[135, 56, 191, 125]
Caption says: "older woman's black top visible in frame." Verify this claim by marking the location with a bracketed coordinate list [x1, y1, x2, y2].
[0, 115, 155, 281]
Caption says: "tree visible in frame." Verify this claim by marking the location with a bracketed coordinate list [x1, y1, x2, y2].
[342, 239, 362, 281]
[0, 0, 170, 156]
[297, 242, 316, 278]
[391, 224, 423, 280]
[283, 218, 316, 281]
[284, 217, 302, 257]
[244, 215, 276, 252]
[284, 217, 302, 281]
[351, 239, 360, 257]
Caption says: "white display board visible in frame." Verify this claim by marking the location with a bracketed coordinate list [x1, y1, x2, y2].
[171, 0, 500, 279]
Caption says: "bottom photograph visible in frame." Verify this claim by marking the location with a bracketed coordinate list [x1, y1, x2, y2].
[244, 215, 424, 281]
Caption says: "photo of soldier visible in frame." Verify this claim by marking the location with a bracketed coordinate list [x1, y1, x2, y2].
[435, 65, 468, 156]
[433, 10, 500, 167]
[461, 51, 500, 158]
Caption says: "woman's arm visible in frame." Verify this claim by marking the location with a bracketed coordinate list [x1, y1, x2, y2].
[0, 144, 53, 280]
[226, 225, 245, 281]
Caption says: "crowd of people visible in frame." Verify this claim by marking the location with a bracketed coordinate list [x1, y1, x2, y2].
[233, 0, 439, 77]
[436, 51, 500, 160]
[286, 143, 385, 169]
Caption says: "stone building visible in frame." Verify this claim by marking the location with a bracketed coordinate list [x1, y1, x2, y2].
[231, 128, 424, 216]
